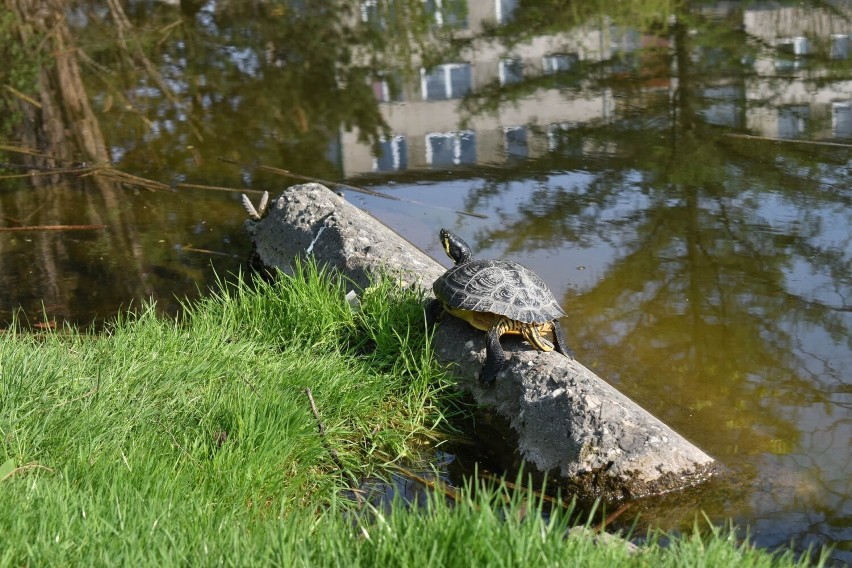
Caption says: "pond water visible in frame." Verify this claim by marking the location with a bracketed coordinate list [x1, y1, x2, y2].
[1, 0, 850, 563]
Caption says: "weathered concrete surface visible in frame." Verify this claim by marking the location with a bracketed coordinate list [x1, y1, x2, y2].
[244, 183, 718, 501]
[244, 184, 445, 290]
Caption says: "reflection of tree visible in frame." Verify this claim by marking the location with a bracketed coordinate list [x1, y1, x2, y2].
[461, 155, 636, 251]
[0, 0, 445, 326]
[452, 6, 850, 555]
[69, 0, 447, 182]
[2, 0, 450, 173]
[0, 0, 155, 324]
[460, 4, 851, 456]
[4, 0, 109, 166]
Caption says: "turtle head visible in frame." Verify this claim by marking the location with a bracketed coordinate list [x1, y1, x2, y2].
[439, 228, 472, 265]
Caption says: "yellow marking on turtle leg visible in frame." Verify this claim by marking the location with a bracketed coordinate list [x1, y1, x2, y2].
[522, 323, 555, 352]
[495, 318, 514, 336]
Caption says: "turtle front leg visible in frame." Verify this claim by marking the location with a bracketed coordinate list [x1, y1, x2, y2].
[425, 298, 445, 330]
[481, 321, 510, 386]
[551, 320, 575, 360]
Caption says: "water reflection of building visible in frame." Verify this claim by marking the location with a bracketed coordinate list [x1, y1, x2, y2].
[341, 1, 852, 177]
[342, 1, 623, 175]
[743, 3, 852, 140]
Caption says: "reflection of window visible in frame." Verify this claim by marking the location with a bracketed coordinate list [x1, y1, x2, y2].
[496, 0, 517, 23]
[831, 34, 850, 60]
[361, 0, 378, 23]
[610, 26, 641, 54]
[504, 127, 527, 158]
[426, 131, 476, 166]
[781, 36, 811, 56]
[425, 0, 467, 29]
[373, 80, 391, 102]
[499, 58, 523, 85]
[361, 0, 397, 29]
[374, 136, 408, 171]
[372, 73, 403, 102]
[832, 101, 852, 139]
[777, 105, 810, 139]
[701, 85, 743, 127]
[543, 53, 578, 74]
[421, 63, 472, 100]
[775, 37, 810, 71]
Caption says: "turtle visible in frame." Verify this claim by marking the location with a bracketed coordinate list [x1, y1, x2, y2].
[429, 228, 573, 385]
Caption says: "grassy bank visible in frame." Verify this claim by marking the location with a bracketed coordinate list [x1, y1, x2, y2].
[0, 263, 825, 566]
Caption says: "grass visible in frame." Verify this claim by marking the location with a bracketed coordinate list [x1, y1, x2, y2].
[0, 261, 828, 566]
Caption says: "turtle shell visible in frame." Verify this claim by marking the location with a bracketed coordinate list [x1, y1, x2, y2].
[434, 259, 566, 324]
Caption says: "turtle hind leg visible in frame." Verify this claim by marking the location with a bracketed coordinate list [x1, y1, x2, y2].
[481, 321, 510, 386]
[551, 319, 575, 360]
[521, 324, 555, 352]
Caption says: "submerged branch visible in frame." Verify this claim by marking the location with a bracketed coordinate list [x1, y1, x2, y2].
[0, 224, 106, 232]
[176, 182, 265, 195]
[393, 465, 460, 503]
[593, 502, 631, 532]
[0, 144, 70, 160]
[178, 245, 242, 259]
[0, 168, 91, 179]
[726, 133, 852, 149]
[3, 84, 41, 108]
[479, 470, 574, 511]
[89, 167, 171, 190]
[0, 153, 265, 196]
[218, 157, 399, 201]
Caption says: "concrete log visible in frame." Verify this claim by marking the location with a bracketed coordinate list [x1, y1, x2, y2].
[243, 183, 718, 501]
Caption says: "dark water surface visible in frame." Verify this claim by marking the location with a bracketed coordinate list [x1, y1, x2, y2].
[1, 0, 850, 562]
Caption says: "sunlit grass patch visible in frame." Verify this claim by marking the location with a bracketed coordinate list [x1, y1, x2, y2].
[0, 260, 457, 564]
